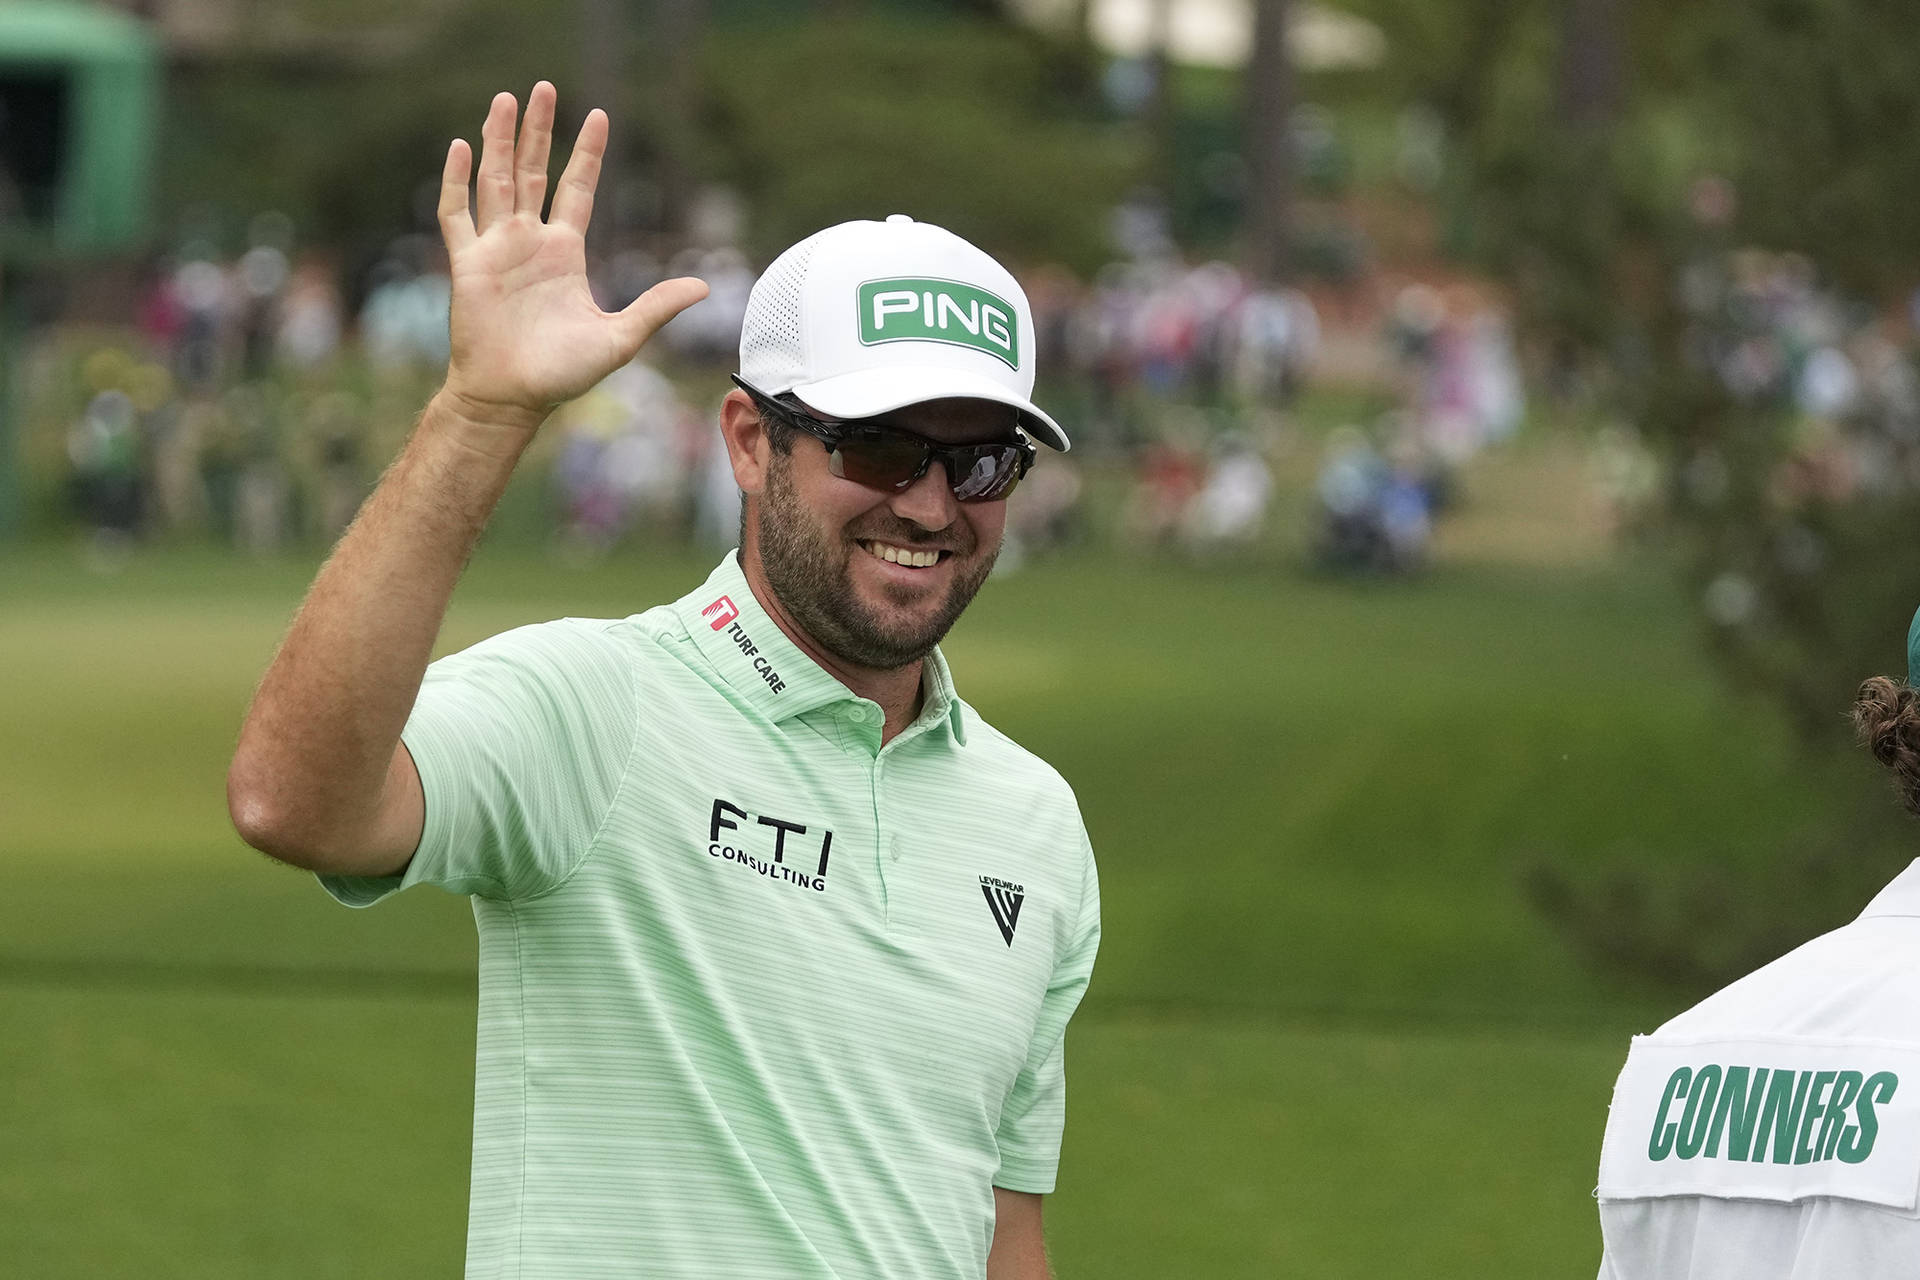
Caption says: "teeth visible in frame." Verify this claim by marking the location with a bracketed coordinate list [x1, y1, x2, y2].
[863, 541, 942, 568]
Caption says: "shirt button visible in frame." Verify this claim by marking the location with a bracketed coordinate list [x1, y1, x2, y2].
[889, 835, 903, 861]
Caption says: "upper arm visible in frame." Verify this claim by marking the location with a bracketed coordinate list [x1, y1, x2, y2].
[987, 1188, 1048, 1280]
[359, 739, 427, 876]
[318, 620, 637, 905]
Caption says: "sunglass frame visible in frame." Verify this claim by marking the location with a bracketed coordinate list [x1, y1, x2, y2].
[731, 375, 1035, 503]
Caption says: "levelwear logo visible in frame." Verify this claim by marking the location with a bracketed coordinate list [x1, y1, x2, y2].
[980, 875, 1025, 946]
[857, 277, 1020, 370]
[701, 596, 739, 631]
[708, 798, 833, 894]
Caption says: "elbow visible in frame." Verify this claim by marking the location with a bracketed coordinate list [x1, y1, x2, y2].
[226, 764, 296, 863]
[226, 761, 329, 871]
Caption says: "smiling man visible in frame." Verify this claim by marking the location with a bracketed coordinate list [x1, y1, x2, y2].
[226, 83, 1099, 1280]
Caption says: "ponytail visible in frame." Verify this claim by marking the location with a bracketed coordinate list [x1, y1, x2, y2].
[1853, 676, 1920, 818]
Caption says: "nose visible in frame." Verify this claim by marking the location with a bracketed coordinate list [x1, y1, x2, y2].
[887, 460, 960, 531]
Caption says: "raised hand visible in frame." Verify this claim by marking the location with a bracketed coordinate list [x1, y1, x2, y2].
[437, 83, 708, 430]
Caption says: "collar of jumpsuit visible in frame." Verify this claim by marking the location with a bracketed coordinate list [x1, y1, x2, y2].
[676, 550, 969, 751]
[1859, 857, 1920, 919]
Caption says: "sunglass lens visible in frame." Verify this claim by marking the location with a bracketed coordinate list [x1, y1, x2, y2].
[951, 446, 1024, 502]
[830, 436, 928, 490]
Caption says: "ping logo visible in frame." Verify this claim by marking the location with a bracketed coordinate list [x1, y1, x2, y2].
[701, 596, 739, 631]
[857, 277, 1019, 370]
[980, 875, 1026, 946]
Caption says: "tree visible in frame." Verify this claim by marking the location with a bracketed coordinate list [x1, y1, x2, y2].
[1242, 0, 1294, 284]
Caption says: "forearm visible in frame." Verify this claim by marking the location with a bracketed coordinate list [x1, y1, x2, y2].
[986, 1189, 1050, 1280]
[227, 390, 540, 872]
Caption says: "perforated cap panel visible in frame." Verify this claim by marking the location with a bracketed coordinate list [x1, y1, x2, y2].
[738, 229, 825, 394]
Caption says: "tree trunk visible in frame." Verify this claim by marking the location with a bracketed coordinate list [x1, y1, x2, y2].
[580, 0, 624, 253]
[653, 0, 708, 238]
[1243, 0, 1294, 284]
[1557, 0, 1623, 127]
[1143, 0, 1176, 195]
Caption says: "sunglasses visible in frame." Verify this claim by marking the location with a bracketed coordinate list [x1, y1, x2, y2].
[732, 375, 1036, 503]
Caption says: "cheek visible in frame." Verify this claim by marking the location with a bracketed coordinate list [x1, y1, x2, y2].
[964, 505, 1007, 553]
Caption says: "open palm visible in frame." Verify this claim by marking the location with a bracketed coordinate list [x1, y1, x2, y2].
[437, 84, 707, 426]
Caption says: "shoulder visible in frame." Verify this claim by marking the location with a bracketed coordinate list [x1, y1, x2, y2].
[1657, 914, 1920, 1042]
[447, 609, 686, 676]
[955, 698, 1084, 818]
[953, 699, 1097, 903]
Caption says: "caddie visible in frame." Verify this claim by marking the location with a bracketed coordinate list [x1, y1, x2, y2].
[227, 82, 1099, 1280]
[1594, 607, 1920, 1278]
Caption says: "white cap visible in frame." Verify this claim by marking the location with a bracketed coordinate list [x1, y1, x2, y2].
[738, 214, 1069, 451]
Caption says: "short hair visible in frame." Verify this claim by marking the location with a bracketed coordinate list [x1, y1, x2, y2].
[755, 403, 800, 455]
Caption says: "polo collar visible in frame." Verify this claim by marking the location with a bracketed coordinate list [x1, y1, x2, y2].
[1859, 859, 1920, 920]
[672, 553, 966, 744]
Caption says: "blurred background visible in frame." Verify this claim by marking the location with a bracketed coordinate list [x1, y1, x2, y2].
[5, 0, 1920, 1274]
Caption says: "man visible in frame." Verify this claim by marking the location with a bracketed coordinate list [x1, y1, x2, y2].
[1593, 612, 1920, 1278]
[227, 83, 1098, 1280]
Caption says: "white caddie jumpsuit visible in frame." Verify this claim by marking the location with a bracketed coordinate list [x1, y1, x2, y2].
[1597, 858, 1920, 1279]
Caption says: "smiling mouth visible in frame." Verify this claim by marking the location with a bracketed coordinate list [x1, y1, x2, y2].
[859, 540, 950, 569]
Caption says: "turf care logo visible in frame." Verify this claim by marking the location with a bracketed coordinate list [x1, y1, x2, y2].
[857, 277, 1020, 369]
[980, 875, 1026, 946]
[701, 596, 739, 631]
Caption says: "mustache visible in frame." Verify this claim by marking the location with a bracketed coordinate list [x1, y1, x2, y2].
[846, 521, 975, 557]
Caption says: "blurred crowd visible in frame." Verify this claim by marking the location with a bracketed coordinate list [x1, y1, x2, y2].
[49, 215, 1526, 574]
[1674, 233, 1920, 626]
[1310, 281, 1522, 573]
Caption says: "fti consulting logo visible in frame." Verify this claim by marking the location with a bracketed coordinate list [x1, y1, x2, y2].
[701, 596, 739, 631]
[857, 277, 1019, 370]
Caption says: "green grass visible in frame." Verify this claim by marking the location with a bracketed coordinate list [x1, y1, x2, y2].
[0, 454, 1894, 1275]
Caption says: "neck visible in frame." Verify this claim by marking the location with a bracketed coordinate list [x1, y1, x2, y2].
[739, 550, 925, 742]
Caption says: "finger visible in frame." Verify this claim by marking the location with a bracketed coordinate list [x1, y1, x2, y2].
[613, 276, 710, 356]
[437, 139, 476, 254]
[514, 81, 556, 218]
[473, 92, 519, 231]
[549, 108, 609, 235]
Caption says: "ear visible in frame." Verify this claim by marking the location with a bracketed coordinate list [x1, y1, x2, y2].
[719, 389, 771, 495]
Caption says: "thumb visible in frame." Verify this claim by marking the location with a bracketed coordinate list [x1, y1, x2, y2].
[614, 276, 710, 354]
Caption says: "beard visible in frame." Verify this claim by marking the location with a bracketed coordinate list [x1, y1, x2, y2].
[755, 451, 999, 671]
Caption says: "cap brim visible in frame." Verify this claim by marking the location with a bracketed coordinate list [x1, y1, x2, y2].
[790, 366, 1070, 452]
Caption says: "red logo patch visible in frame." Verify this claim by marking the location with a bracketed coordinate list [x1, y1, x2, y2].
[701, 596, 740, 631]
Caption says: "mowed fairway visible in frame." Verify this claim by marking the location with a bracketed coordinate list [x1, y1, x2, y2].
[0, 461, 1875, 1276]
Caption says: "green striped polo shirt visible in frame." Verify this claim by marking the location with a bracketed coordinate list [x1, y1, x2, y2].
[319, 552, 1101, 1280]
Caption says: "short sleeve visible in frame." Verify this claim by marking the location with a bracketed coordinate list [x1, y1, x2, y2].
[993, 828, 1101, 1194]
[319, 618, 637, 906]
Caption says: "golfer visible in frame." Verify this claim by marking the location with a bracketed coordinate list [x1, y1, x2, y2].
[228, 83, 1098, 1280]
[1594, 609, 1920, 1278]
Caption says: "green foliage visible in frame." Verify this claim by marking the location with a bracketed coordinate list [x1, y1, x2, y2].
[700, 15, 1139, 271]
[150, 8, 1138, 271]
[1707, 0, 1920, 296]
[1400, 0, 1920, 985]
[158, 0, 584, 253]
